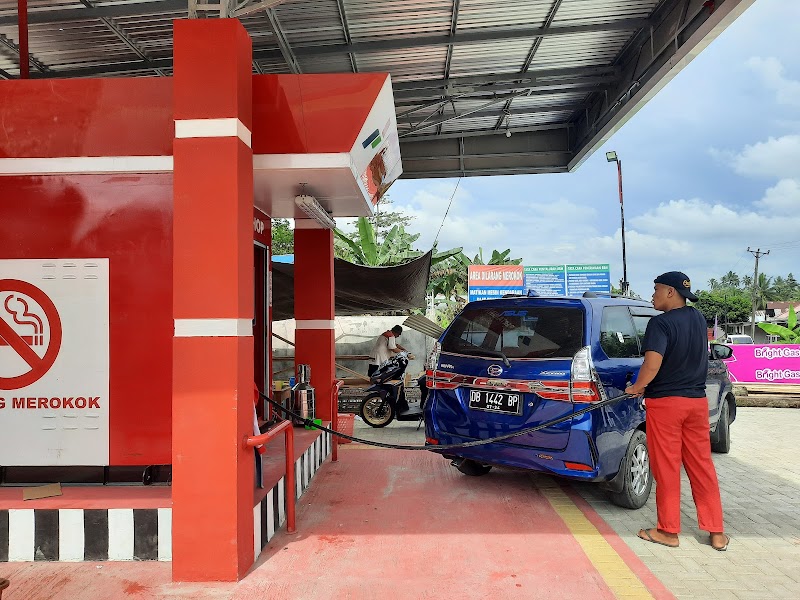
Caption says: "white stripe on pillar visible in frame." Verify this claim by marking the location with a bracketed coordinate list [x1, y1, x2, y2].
[174, 318, 253, 337]
[175, 118, 252, 148]
[108, 509, 135, 561]
[157, 508, 172, 561]
[295, 320, 335, 330]
[59, 509, 85, 561]
[266, 489, 275, 541]
[253, 504, 261, 561]
[8, 509, 34, 562]
[295, 459, 302, 499]
[278, 478, 286, 526]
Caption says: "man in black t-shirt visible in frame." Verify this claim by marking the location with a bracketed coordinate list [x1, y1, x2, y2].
[625, 271, 728, 551]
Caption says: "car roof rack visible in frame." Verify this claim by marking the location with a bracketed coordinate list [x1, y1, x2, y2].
[582, 291, 634, 299]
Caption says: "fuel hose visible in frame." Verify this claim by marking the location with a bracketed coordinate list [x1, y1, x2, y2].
[259, 390, 635, 451]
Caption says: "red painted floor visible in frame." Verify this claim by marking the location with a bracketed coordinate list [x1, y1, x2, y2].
[0, 448, 672, 599]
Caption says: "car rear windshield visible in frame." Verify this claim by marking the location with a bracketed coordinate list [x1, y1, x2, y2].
[441, 305, 584, 359]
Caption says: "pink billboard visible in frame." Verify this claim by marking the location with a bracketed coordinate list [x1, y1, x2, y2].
[723, 345, 800, 385]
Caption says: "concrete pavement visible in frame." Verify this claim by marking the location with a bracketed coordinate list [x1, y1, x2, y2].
[353, 407, 800, 599]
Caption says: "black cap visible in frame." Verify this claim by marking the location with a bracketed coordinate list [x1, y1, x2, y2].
[654, 271, 698, 302]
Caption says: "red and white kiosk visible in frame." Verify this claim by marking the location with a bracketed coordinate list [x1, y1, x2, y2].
[0, 18, 400, 581]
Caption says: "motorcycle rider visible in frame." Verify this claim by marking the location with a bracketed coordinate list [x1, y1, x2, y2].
[368, 325, 410, 376]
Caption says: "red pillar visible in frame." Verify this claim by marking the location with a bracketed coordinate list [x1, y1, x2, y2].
[171, 19, 255, 581]
[294, 220, 335, 421]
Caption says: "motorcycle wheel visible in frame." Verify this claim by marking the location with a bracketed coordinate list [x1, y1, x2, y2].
[360, 393, 395, 428]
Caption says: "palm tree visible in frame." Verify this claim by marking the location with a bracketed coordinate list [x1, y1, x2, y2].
[751, 273, 775, 311]
[720, 271, 740, 289]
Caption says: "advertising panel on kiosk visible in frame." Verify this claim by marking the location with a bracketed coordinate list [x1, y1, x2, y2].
[0, 259, 110, 466]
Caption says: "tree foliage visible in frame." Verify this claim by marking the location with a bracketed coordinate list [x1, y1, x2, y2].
[427, 247, 523, 326]
[693, 290, 752, 325]
[705, 269, 800, 308]
[270, 219, 294, 256]
[370, 196, 413, 245]
[334, 216, 461, 268]
[752, 272, 776, 310]
[468, 247, 523, 266]
[759, 306, 800, 343]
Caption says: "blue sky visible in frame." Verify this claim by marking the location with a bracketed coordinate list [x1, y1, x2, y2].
[384, 0, 800, 298]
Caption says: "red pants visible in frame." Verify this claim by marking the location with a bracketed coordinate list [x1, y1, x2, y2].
[646, 396, 724, 534]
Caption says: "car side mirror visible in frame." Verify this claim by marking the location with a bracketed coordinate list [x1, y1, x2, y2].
[710, 344, 733, 360]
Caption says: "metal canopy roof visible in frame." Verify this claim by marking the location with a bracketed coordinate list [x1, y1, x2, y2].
[0, 0, 754, 178]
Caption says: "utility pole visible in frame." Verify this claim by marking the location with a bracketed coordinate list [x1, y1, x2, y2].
[747, 247, 770, 339]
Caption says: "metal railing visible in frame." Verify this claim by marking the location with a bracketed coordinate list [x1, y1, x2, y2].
[244, 420, 296, 534]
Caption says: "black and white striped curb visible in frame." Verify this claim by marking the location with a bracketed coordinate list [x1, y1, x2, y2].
[2, 431, 332, 563]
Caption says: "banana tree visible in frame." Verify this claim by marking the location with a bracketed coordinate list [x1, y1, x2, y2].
[334, 217, 461, 267]
[334, 217, 419, 266]
[758, 305, 800, 343]
[427, 247, 522, 326]
[470, 247, 523, 266]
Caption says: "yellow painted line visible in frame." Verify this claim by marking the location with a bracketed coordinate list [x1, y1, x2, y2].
[534, 477, 654, 600]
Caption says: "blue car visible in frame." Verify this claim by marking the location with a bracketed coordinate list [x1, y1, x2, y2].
[423, 295, 736, 508]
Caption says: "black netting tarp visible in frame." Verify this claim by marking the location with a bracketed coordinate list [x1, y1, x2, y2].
[271, 250, 432, 321]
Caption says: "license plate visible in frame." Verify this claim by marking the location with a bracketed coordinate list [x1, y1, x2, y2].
[468, 389, 522, 415]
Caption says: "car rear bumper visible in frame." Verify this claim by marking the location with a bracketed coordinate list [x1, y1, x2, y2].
[426, 428, 607, 482]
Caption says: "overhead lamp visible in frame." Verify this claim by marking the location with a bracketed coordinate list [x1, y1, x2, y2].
[605, 151, 618, 162]
[294, 194, 336, 229]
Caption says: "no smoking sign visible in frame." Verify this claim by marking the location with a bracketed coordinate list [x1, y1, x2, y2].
[0, 279, 63, 389]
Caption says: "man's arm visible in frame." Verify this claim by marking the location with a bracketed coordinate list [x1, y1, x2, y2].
[625, 351, 663, 397]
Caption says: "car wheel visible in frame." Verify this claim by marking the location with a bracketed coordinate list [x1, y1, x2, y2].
[455, 458, 493, 476]
[711, 399, 731, 454]
[609, 430, 652, 509]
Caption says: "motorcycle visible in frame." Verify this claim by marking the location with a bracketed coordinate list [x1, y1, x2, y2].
[359, 351, 424, 428]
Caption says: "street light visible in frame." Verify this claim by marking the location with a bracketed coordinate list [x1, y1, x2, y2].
[606, 151, 629, 297]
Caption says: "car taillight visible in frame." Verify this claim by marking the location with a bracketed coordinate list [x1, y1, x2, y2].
[426, 341, 441, 372]
[426, 342, 444, 388]
[427, 370, 459, 389]
[569, 346, 606, 403]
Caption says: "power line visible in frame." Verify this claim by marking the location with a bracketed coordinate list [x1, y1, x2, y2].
[763, 238, 799, 248]
[433, 177, 462, 246]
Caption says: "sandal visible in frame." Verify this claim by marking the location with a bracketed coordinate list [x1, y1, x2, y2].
[638, 528, 679, 548]
[710, 533, 730, 551]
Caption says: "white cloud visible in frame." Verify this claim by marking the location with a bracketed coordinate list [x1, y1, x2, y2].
[746, 57, 800, 107]
[714, 134, 800, 179]
[755, 178, 800, 214]
[620, 196, 800, 295]
[393, 184, 602, 260]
